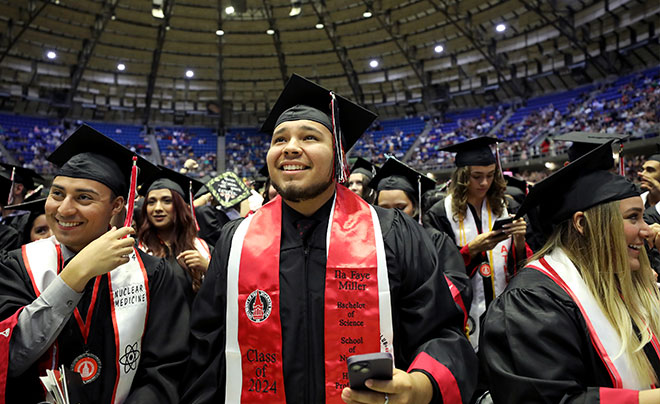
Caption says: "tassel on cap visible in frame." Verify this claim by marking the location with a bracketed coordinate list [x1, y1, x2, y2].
[123, 156, 138, 230]
[330, 91, 350, 183]
[189, 180, 200, 231]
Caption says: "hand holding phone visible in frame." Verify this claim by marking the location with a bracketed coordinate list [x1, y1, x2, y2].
[347, 352, 393, 391]
[491, 217, 514, 232]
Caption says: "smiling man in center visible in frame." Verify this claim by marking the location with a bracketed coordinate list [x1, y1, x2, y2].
[181, 74, 477, 404]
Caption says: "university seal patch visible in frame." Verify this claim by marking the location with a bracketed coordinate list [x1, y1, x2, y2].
[245, 289, 272, 323]
[71, 352, 102, 384]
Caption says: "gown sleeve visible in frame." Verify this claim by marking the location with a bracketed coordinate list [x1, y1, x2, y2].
[425, 227, 472, 325]
[383, 209, 478, 404]
[125, 254, 191, 404]
[180, 219, 242, 404]
[481, 270, 639, 404]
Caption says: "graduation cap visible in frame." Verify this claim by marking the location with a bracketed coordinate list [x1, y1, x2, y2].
[205, 171, 252, 209]
[553, 131, 628, 164]
[139, 165, 205, 205]
[4, 197, 47, 215]
[260, 74, 378, 183]
[369, 157, 436, 223]
[0, 175, 12, 207]
[647, 144, 660, 163]
[0, 163, 44, 190]
[440, 137, 500, 167]
[515, 140, 638, 234]
[350, 157, 378, 182]
[47, 124, 159, 198]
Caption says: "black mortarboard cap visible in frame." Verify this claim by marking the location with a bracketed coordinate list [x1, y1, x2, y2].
[47, 124, 159, 197]
[258, 165, 269, 178]
[260, 74, 377, 152]
[139, 165, 205, 204]
[205, 171, 252, 209]
[369, 157, 436, 200]
[4, 197, 47, 215]
[351, 157, 378, 182]
[0, 175, 11, 207]
[0, 163, 44, 190]
[504, 175, 528, 196]
[440, 137, 500, 167]
[553, 131, 628, 164]
[515, 140, 638, 233]
[648, 144, 660, 163]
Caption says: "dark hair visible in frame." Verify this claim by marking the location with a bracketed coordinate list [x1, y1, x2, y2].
[137, 190, 204, 292]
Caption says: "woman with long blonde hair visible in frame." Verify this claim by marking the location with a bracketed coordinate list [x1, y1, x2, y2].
[482, 141, 660, 403]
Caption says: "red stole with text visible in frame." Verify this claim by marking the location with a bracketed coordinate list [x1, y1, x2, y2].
[226, 186, 390, 403]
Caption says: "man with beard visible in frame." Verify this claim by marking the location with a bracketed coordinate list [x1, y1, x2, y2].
[181, 74, 477, 404]
[639, 152, 660, 209]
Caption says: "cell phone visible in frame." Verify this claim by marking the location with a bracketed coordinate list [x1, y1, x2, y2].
[491, 217, 514, 232]
[347, 352, 393, 390]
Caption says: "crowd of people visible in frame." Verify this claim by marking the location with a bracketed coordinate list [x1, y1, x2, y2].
[2, 72, 660, 404]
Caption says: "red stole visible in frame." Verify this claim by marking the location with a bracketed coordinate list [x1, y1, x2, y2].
[227, 186, 388, 403]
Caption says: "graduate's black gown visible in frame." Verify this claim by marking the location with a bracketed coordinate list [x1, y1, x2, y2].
[481, 267, 660, 404]
[181, 199, 478, 404]
[425, 226, 473, 315]
[0, 224, 18, 252]
[196, 205, 230, 247]
[0, 248, 190, 404]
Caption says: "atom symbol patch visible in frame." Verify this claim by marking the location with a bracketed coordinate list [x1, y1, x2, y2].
[119, 342, 141, 373]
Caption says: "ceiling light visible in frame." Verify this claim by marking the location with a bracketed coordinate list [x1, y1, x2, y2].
[225, 6, 235, 15]
[266, 29, 275, 35]
[46, 51, 57, 59]
[315, 22, 324, 29]
[152, 8, 164, 19]
[369, 59, 379, 68]
[496, 23, 506, 32]
[363, 10, 372, 18]
[434, 44, 444, 53]
[289, 7, 301, 17]
[117, 63, 126, 71]
[111, 13, 116, 20]
[185, 70, 194, 78]
[165, 24, 170, 30]
[216, 29, 224, 36]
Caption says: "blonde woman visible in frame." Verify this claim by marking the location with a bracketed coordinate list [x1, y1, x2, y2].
[482, 141, 660, 403]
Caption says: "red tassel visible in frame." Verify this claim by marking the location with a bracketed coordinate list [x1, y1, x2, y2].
[618, 144, 625, 176]
[7, 167, 15, 205]
[189, 181, 200, 231]
[123, 156, 138, 230]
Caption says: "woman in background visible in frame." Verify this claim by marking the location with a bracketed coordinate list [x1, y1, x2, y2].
[137, 167, 211, 304]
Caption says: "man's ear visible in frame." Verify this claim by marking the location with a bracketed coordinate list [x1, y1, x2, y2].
[111, 196, 126, 217]
[572, 211, 586, 235]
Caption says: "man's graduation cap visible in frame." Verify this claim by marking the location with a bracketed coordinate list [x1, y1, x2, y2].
[647, 144, 660, 163]
[260, 74, 377, 182]
[553, 131, 628, 164]
[369, 157, 436, 223]
[48, 124, 158, 198]
[515, 140, 638, 234]
[139, 165, 205, 205]
[205, 171, 252, 209]
[0, 163, 44, 190]
[350, 157, 378, 182]
[440, 137, 500, 167]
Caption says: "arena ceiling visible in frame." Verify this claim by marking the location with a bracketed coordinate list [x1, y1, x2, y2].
[0, 0, 658, 129]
